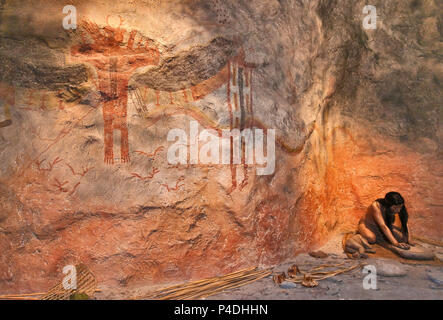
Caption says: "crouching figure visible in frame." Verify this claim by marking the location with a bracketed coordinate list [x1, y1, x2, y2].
[344, 191, 414, 258]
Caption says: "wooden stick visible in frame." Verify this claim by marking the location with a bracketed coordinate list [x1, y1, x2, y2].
[314, 264, 361, 281]
[309, 262, 347, 271]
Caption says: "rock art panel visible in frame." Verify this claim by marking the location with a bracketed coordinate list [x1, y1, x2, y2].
[0, 0, 441, 295]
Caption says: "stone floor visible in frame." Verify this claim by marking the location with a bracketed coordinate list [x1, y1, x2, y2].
[207, 253, 443, 300]
[96, 236, 443, 300]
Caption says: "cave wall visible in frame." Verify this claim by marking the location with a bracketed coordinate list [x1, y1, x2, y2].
[0, 0, 441, 292]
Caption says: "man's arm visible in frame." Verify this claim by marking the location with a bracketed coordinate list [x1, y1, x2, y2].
[371, 202, 399, 246]
[407, 227, 415, 246]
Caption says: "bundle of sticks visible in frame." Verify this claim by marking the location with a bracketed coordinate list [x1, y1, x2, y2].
[273, 262, 363, 287]
[0, 292, 44, 300]
[139, 266, 272, 300]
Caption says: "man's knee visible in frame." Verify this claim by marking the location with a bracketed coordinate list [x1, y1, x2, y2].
[367, 235, 376, 244]
[359, 229, 376, 244]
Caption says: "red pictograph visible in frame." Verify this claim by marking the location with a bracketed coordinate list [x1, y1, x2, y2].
[34, 157, 63, 172]
[130, 167, 160, 181]
[70, 17, 160, 164]
[65, 163, 94, 177]
[161, 176, 185, 192]
[134, 146, 164, 159]
[52, 178, 69, 193]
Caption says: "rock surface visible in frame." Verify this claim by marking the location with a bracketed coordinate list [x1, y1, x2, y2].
[367, 258, 408, 277]
[388, 244, 435, 260]
[0, 0, 441, 293]
[427, 269, 443, 286]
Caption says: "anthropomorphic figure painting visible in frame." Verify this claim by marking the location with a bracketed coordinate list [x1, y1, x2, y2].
[132, 50, 255, 192]
[69, 18, 160, 164]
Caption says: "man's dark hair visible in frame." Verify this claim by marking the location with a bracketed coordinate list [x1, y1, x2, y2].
[377, 192, 409, 239]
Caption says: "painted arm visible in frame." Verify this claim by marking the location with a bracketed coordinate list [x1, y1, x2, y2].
[371, 203, 399, 246]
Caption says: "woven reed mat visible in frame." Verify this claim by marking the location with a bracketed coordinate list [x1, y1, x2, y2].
[41, 264, 97, 300]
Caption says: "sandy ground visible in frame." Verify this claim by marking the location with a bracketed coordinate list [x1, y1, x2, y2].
[207, 255, 442, 300]
[95, 236, 443, 300]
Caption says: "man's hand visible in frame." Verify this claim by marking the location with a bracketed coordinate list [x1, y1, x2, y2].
[395, 242, 410, 250]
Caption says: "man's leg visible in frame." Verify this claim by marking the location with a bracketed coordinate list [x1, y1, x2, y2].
[392, 226, 407, 242]
[357, 234, 376, 253]
[358, 222, 377, 244]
